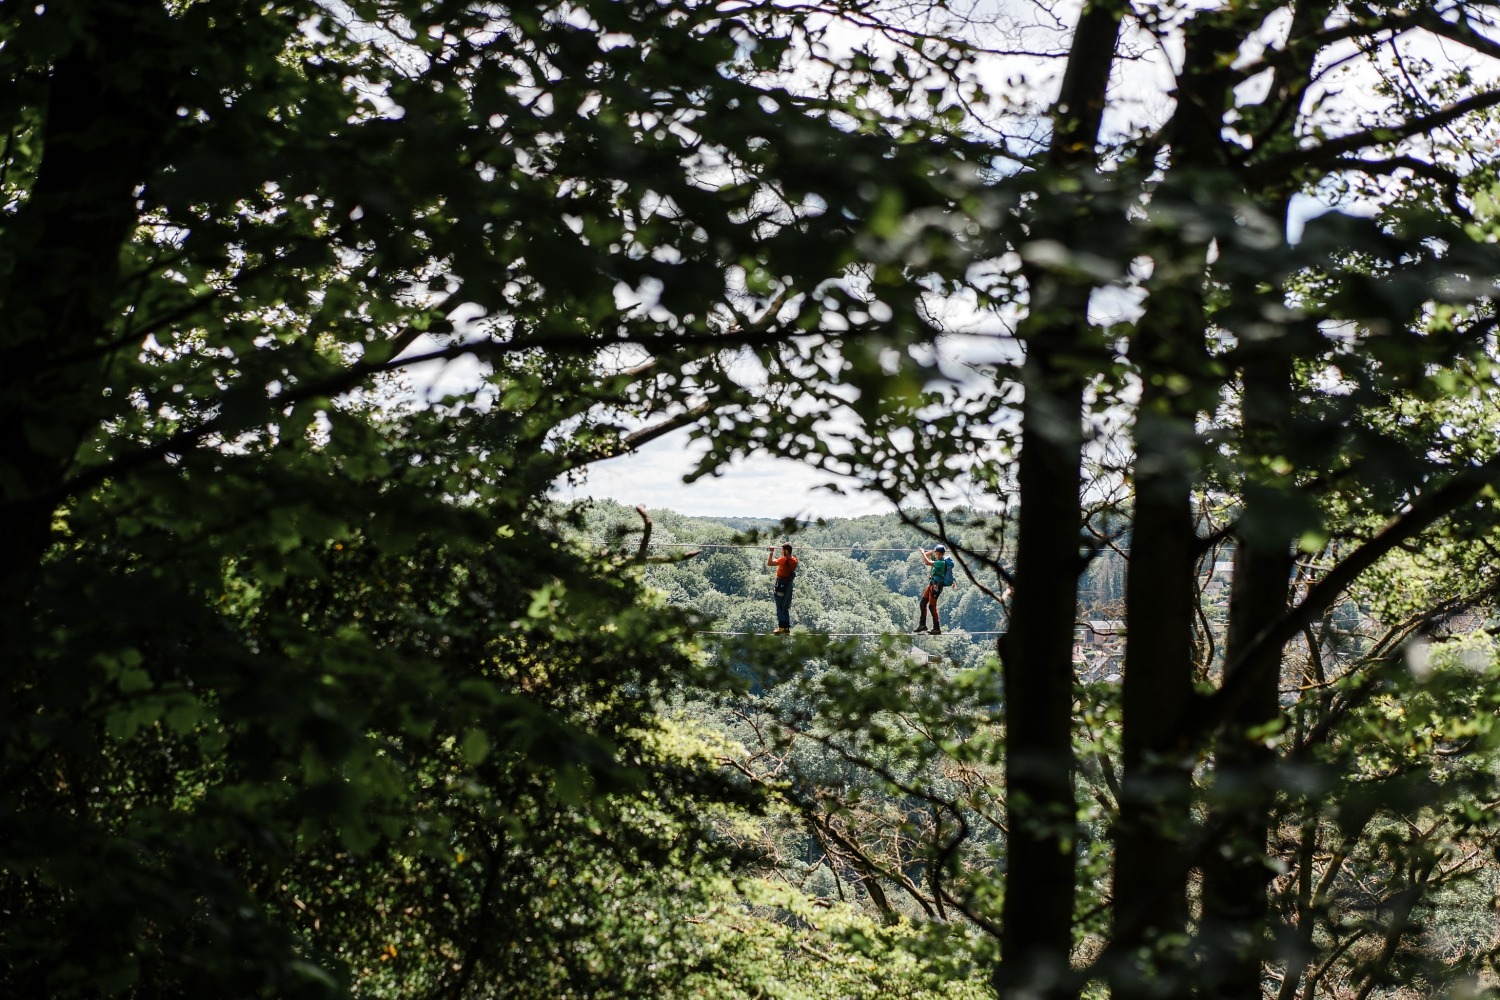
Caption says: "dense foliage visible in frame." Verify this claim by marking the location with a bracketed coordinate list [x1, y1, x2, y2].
[12, 1, 1500, 998]
[0, 1, 966, 996]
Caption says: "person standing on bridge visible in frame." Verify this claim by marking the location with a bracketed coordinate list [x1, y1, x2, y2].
[767, 542, 798, 634]
[915, 544, 954, 635]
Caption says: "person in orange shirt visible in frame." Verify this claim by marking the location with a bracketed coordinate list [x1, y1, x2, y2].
[767, 542, 799, 634]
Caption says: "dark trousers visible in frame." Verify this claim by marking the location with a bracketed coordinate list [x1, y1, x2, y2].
[774, 578, 794, 628]
[918, 583, 944, 628]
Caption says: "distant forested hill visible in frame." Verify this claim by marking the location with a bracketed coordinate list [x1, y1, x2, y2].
[577, 501, 1019, 670]
[576, 500, 1127, 668]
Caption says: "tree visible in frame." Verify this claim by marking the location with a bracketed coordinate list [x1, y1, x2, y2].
[644, 2, 1500, 997]
[0, 1, 969, 995]
[913, 3, 1500, 997]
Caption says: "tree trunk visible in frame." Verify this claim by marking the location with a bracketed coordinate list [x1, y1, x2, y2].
[996, 5, 1124, 997]
[1109, 286, 1205, 999]
[1197, 469, 1291, 998]
[0, 4, 177, 628]
[998, 312, 1089, 999]
[1107, 11, 1239, 995]
[1197, 3, 1332, 994]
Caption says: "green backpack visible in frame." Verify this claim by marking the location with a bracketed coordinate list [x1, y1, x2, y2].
[937, 558, 955, 587]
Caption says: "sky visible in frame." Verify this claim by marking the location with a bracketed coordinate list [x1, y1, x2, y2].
[404, 331, 916, 520]
[549, 321, 1036, 521]
[550, 430, 897, 520]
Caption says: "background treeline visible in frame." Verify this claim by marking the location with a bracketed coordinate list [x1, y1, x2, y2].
[584, 501, 1033, 650]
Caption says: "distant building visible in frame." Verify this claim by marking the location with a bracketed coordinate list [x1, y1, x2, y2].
[1075, 621, 1125, 681]
[1430, 608, 1489, 638]
[1085, 621, 1125, 645]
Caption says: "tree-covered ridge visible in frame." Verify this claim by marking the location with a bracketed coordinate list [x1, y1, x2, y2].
[581, 501, 1015, 649]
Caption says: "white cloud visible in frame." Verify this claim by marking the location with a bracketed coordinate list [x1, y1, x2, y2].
[552, 429, 896, 519]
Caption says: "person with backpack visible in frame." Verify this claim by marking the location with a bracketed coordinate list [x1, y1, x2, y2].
[915, 544, 955, 634]
[767, 542, 799, 634]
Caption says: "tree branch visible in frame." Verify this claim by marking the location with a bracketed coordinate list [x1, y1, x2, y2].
[1201, 454, 1500, 736]
[1245, 88, 1500, 188]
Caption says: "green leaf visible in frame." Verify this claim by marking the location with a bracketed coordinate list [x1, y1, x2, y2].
[460, 728, 491, 765]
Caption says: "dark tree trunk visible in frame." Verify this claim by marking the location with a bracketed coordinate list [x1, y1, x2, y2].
[996, 5, 1124, 998]
[1197, 4, 1332, 995]
[1107, 12, 1244, 996]
[0, 3, 178, 627]
[1197, 411, 1292, 998]
[1109, 286, 1206, 999]
[998, 312, 1089, 999]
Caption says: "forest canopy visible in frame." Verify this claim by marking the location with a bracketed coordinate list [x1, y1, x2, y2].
[8, 1, 1500, 998]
